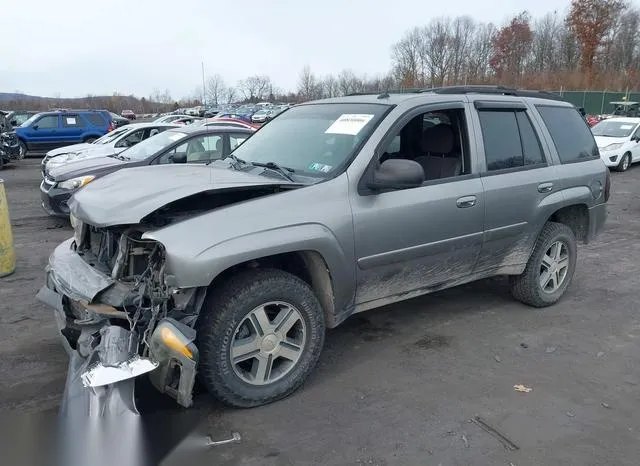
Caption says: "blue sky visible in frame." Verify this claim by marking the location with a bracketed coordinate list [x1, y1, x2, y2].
[1, 0, 570, 99]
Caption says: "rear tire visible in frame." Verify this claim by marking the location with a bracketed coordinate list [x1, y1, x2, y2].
[197, 268, 325, 408]
[510, 222, 577, 308]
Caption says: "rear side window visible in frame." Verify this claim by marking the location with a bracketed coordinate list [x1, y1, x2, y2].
[536, 106, 598, 163]
[62, 115, 84, 127]
[478, 110, 545, 171]
[35, 115, 59, 129]
[85, 113, 106, 127]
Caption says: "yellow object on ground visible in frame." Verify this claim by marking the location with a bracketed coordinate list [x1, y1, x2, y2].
[0, 179, 16, 277]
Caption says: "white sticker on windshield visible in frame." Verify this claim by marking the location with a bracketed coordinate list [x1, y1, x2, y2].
[66, 117, 76, 125]
[325, 114, 374, 135]
[620, 124, 634, 129]
[168, 133, 187, 141]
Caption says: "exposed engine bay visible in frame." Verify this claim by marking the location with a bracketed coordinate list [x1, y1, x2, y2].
[61, 220, 206, 407]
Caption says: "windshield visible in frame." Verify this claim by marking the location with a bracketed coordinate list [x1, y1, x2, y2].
[20, 113, 42, 127]
[94, 126, 131, 144]
[229, 103, 389, 178]
[592, 120, 638, 138]
[120, 130, 188, 160]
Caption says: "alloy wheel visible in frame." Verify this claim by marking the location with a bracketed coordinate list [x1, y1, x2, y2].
[539, 241, 570, 293]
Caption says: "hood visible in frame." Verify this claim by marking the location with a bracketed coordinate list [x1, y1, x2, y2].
[48, 155, 125, 181]
[48, 144, 118, 167]
[47, 143, 95, 157]
[594, 135, 627, 149]
[69, 164, 297, 227]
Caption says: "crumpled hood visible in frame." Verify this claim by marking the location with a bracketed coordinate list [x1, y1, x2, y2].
[46, 145, 118, 170]
[46, 143, 95, 158]
[69, 164, 295, 227]
[48, 155, 124, 181]
[594, 135, 626, 150]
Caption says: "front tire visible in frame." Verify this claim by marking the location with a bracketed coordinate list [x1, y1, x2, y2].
[197, 268, 325, 408]
[616, 153, 631, 172]
[510, 222, 577, 308]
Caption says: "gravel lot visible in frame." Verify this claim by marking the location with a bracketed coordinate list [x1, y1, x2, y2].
[1, 159, 640, 465]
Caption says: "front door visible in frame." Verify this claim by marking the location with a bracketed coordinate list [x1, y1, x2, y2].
[350, 103, 485, 307]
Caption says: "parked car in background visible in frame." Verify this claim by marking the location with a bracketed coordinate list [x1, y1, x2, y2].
[171, 116, 203, 125]
[251, 108, 278, 124]
[591, 117, 640, 172]
[121, 109, 136, 120]
[154, 114, 192, 124]
[14, 110, 114, 157]
[611, 101, 640, 117]
[41, 122, 180, 176]
[40, 126, 253, 217]
[110, 112, 131, 128]
[195, 117, 259, 130]
[5, 110, 38, 127]
[203, 106, 221, 118]
[215, 107, 255, 123]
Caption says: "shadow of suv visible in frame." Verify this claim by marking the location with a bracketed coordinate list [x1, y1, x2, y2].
[37, 86, 609, 413]
[14, 109, 114, 157]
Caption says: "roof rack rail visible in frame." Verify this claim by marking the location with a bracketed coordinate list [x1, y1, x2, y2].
[418, 85, 566, 101]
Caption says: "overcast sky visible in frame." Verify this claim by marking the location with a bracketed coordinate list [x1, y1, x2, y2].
[1, 0, 570, 99]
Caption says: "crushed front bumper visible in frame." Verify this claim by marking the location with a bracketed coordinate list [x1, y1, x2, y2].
[37, 238, 199, 408]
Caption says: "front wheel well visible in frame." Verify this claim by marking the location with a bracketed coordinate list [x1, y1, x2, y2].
[206, 251, 336, 327]
[548, 204, 589, 243]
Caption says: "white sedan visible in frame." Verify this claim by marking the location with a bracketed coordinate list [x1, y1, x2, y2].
[41, 123, 179, 175]
[592, 117, 640, 171]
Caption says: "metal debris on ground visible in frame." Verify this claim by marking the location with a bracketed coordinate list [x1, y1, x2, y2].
[471, 416, 520, 451]
[206, 432, 242, 447]
[566, 412, 576, 417]
[601, 402, 611, 409]
[513, 384, 533, 393]
[461, 433, 469, 448]
[545, 346, 557, 353]
[494, 355, 502, 363]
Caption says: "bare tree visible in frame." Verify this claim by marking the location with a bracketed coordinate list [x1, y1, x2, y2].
[390, 26, 425, 87]
[337, 69, 364, 95]
[224, 86, 237, 104]
[531, 12, 562, 73]
[297, 65, 322, 101]
[206, 74, 226, 105]
[238, 75, 272, 102]
[423, 18, 455, 87]
[466, 22, 495, 82]
[449, 16, 476, 83]
[322, 74, 340, 98]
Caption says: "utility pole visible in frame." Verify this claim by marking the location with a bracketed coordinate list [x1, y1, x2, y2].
[201, 61, 206, 106]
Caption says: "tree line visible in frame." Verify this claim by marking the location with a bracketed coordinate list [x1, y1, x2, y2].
[4, 0, 639, 113]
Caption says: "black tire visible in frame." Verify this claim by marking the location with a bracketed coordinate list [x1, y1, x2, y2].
[616, 153, 631, 172]
[510, 222, 577, 308]
[197, 268, 325, 408]
[18, 141, 27, 159]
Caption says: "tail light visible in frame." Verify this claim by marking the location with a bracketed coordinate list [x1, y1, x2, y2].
[604, 169, 611, 202]
[107, 122, 115, 132]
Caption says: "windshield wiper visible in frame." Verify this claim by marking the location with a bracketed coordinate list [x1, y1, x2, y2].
[250, 161, 295, 181]
[218, 153, 248, 169]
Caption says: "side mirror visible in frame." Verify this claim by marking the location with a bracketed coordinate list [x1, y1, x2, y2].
[10, 120, 17, 126]
[172, 153, 187, 164]
[367, 159, 425, 191]
[33, 125, 39, 130]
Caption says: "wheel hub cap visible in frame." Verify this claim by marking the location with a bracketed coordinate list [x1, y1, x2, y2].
[539, 241, 570, 293]
[230, 301, 307, 386]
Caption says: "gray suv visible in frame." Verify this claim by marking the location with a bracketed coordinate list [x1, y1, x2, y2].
[37, 86, 609, 412]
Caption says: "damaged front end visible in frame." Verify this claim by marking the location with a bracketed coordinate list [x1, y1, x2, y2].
[37, 219, 205, 413]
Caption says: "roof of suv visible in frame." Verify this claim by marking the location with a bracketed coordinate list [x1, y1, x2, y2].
[306, 86, 576, 108]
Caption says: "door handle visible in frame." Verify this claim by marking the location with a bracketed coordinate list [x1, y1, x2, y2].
[456, 195, 477, 208]
[538, 182, 553, 193]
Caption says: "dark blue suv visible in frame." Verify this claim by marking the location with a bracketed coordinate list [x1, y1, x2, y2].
[14, 110, 114, 157]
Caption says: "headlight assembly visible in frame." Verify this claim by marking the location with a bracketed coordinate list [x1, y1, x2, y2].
[601, 143, 623, 151]
[58, 175, 95, 190]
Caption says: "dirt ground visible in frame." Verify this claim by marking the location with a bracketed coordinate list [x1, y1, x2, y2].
[1, 159, 640, 465]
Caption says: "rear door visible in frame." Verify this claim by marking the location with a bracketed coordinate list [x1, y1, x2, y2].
[59, 114, 85, 144]
[469, 100, 559, 273]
